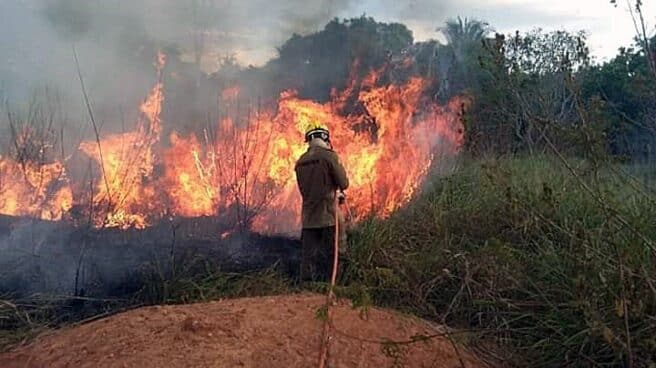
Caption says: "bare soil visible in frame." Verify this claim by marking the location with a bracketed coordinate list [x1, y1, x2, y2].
[0, 293, 485, 368]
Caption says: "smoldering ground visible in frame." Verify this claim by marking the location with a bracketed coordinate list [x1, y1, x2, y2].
[0, 214, 300, 298]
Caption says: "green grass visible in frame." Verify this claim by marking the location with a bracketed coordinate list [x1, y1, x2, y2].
[2, 155, 655, 366]
[342, 155, 656, 366]
[135, 259, 294, 305]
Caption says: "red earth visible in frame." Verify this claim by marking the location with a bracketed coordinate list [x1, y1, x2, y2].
[0, 293, 486, 368]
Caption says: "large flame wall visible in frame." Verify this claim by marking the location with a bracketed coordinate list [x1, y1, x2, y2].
[0, 57, 464, 234]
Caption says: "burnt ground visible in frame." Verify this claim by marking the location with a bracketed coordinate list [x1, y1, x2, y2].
[0, 214, 300, 296]
[0, 293, 486, 368]
[0, 214, 300, 325]
[0, 217, 489, 367]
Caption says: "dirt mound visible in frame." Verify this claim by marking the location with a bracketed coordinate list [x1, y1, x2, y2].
[1, 294, 485, 368]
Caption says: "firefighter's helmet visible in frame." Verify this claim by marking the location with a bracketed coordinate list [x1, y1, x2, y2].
[304, 123, 330, 143]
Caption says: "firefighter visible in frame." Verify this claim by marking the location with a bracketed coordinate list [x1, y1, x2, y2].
[294, 123, 349, 282]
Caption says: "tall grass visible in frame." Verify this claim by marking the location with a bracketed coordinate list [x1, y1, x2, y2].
[343, 155, 656, 366]
[2, 154, 654, 366]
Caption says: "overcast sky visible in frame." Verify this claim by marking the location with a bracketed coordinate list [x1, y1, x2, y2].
[233, 0, 655, 64]
[350, 0, 654, 61]
[0, 0, 653, 106]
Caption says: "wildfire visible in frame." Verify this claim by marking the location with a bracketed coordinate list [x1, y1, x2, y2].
[0, 55, 464, 234]
[77, 86, 164, 228]
[77, 53, 166, 229]
[164, 69, 464, 233]
[247, 72, 462, 232]
[0, 156, 72, 220]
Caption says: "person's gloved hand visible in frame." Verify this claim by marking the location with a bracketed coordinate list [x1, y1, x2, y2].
[337, 191, 346, 205]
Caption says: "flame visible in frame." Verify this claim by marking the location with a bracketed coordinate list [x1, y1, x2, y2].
[269, 76, 462, 232]
[0, 55, 464, 234]
[163, 132, 216, 217]
[77, 58, 165, 229]
[163, 68, 464, 233]
[0, 155, 72, 220]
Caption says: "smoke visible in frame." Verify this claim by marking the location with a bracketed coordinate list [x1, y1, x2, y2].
[0, 215, 300, 297]
[0, 0, 362, 123]
[0, 0, 462, 297]
[0, 0, 622, 125]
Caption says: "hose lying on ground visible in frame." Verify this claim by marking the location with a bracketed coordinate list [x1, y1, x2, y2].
[317, 192, 342, 368]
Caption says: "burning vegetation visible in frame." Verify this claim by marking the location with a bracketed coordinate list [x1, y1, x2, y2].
[1, 4, 656, 366]
[0, 55, 464, 233]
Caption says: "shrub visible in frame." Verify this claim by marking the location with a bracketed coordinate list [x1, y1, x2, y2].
[344, 155, 656, 366]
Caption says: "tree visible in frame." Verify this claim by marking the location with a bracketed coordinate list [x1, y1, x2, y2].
[601, 1, 656, 160]
[262, 16, 413, 101]
[467, 29, 591, 154]
[610, 0, 656, 79]
[435, 17, 492, 99]
[580, 41, 656, 159]
[439, 17, 491, 62]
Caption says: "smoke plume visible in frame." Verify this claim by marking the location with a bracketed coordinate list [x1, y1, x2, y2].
[0, 0, 361, 118]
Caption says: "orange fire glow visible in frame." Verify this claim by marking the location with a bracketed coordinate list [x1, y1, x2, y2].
[0, 55, 464, 234]
[78, 81, 164, 228]
[0, 156, 72, 220]
[164, 68, 464, 233]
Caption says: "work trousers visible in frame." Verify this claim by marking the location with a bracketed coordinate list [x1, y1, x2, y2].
[300, 226, 336, 282]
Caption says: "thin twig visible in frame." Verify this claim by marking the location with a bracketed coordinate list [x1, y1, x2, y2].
[73, 45, 112, 204]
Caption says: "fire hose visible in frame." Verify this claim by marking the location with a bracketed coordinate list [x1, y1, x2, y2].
[317, 190, 348, 368]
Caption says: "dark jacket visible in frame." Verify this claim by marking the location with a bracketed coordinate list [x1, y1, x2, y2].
[295, 143, 349, 228]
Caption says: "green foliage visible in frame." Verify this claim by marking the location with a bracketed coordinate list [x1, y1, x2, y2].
[266, 16, 414, 101]
[3, 15, 656, 366]
[503, 29, 590, 74]
[467, 29, 592, 155]
[461, 23, 655, 162]
[344, 156, 656, 366]
[135, 258, 293, 305]
[439, 17, 492, 47]
[0, 300, 41, 352]
[315, 304, 328, 322]
[579, 43, 656, 158]
[434, 17, 492, 99]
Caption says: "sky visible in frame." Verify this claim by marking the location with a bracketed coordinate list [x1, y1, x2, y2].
[0, 0, 653, 113]
[231, 0, 655, 65]
[343, 0, 655, 62]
